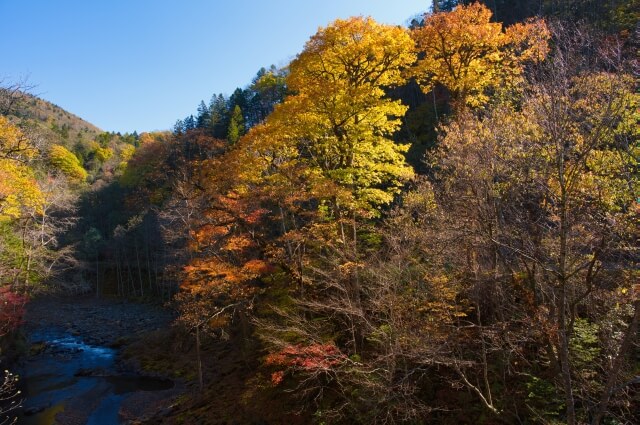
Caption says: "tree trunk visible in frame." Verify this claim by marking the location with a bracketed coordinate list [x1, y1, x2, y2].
[23, 251, 32, 289]
[196, 324, 203, 392]
[135, 240, 144, 297]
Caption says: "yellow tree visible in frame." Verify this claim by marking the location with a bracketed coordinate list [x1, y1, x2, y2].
[286, 16, 415, 213]
[0, 116, 35, 162]
[234, 16, 416, 247]
[48, 144, 88, 183]
[0, 160, 42, 221]
[227, 16, 417, 304]
[1, 119, 80, 290]
[229, 18, 418, 415]
[226, 16, 417, 297]
[0, 117, 44, 290]
[0, 117, 41, 221]
[411, 2, 549, 109]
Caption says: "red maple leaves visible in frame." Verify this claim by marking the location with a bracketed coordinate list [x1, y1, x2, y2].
[265, 343, 345, 385]
[0, 287, 27, 336]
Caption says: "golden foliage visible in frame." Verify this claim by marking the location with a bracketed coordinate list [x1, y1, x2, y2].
[0, 159, 43, 220]
[411, 3, 549, 108]
[49, 144, 88, 182]
[0, 116, 36, 161]
[0, 118, 43, 220]
[237, 16, 415, 214]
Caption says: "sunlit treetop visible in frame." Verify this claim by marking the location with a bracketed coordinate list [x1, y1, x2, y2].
[237, 17, 416, 215]
[411, 2, 550, 109]
[289, 16, 416, 94]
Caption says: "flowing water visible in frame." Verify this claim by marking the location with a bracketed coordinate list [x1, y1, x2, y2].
[17, 328, 173, 425]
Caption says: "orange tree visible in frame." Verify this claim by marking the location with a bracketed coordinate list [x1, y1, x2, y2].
[411, 2, 549, 110]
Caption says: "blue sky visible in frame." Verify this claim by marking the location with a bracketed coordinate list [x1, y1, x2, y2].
[1, 0, 429, 133]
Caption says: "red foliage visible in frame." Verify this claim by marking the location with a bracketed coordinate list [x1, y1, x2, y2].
[0, 286, 27, 336]
[241, 208, 270, 225]
[191, 224, 230, 248]
[271, 370, 285, 385]
[265, 343, 345, 385]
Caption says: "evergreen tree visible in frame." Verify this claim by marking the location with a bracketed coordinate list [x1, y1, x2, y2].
[173, 119, 184, 134]
[432, 0, 459, 12]
[226, 105, 245, 144]
[247, 65, 287, 126]
[183, 115, 196, 131]
[228, 88, 248, 113]
[208, 94, 228, 139]
[196, 100, 210, 128]
[227, 88, 249, 135]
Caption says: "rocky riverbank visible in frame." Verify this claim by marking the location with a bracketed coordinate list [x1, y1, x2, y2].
[15, 295, 185, 424]
[21, 295, 174, 347]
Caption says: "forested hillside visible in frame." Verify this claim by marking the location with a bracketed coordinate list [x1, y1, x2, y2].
[1, 1, 638, 424]
[3, 89, 101, 142]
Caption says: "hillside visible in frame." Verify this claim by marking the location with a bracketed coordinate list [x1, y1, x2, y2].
[5, 91, 102, 150]
[1, 84, 140, 187]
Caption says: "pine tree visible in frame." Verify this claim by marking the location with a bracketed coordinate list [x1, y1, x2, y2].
[226, 105, 245, 144]
[183, 115, 196, 131]
[208, 94, 228, 139]
[196, 100, 210, 128]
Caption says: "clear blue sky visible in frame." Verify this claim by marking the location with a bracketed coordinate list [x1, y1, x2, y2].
[1, 0, 429, 133]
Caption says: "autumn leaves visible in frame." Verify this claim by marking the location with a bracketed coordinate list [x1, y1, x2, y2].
[239, 17, 415, 217]
[0, 117, 41, 220]
[411, 2, 550, 108]
[236, 7, 550, 216]
[171, 4, 637, 423]
[180, 3, 551, 356]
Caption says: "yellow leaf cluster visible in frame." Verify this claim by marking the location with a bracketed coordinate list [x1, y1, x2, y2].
[0, 116, 36, 161]
[237, 16, 415, 214]
[0, 119, 43, 220]
[0, 159, 43, 220]
[49, 144, 88, 182]
[93, 145, 113, 163]
[223, 235, 254, 252]
[411, 3, 549, 108]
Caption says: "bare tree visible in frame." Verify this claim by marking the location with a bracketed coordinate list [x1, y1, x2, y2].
[16, 173, 79, 292]
[0, 369, 20, 425]
[429, 22, 639, 424]
[0, 76, 35, 116]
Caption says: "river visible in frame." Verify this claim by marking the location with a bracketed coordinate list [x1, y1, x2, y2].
[14, 296, 179, 424]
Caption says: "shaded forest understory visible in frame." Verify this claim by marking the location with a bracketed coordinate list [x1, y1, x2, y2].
[1, 1, 639, 424]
